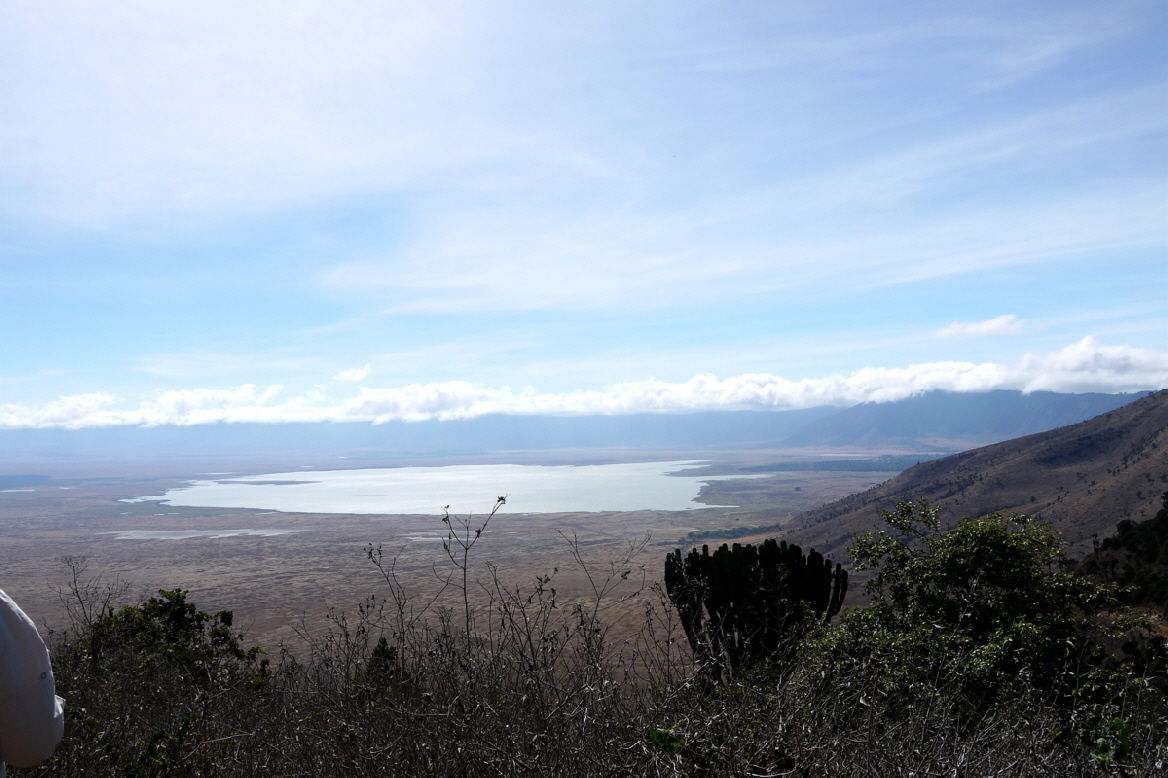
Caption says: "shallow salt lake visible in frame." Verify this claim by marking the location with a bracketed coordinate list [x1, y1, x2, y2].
[103, 529, 302, 540]
[128, 460, 762, 515]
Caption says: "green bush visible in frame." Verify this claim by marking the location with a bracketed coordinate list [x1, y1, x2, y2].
[75, 588, 266, 689]
[814, 500, 1150, 711]
[1078, 492, 1168, 609]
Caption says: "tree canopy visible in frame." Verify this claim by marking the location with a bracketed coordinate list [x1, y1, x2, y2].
[1077, 491, 1168, 609]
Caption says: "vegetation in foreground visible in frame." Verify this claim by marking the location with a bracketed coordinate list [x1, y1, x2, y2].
[1075, 492, 1168, 614]
[15, 499, 1168, 777]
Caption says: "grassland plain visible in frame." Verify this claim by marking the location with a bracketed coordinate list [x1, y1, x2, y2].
[16, 490, 1167, 777]
[0, 452, 896, 649]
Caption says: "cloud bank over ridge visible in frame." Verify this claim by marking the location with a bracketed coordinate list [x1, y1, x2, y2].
[1, 337, 1164, 430]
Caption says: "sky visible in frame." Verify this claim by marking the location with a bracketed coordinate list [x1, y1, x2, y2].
[0, 0, 1165, 428]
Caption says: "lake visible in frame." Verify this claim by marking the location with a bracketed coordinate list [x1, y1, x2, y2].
[130, 460, 761, 515]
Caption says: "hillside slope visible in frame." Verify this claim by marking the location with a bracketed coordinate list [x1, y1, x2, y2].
[770, 390, 1168, 560]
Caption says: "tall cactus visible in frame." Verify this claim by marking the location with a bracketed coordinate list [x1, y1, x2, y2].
[664, 539, 847, 675]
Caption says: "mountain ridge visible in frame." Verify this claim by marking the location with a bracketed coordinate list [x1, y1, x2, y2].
[779, 389, 1151, 450]
[763, 390, 1168, 561]
[0, 390, 1152, 465]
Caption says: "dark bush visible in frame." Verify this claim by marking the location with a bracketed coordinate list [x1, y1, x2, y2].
[663, 538, 846, 675]
[1079, 492, 1168, 609]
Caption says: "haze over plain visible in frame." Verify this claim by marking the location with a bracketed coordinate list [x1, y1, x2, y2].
[0, 1, 1165, 435]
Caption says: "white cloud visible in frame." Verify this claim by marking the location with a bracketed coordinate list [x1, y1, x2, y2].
[1009, 335, 1168, 393]
[333, 364, 372, 382]
[936, 314, 1025, 338]
[1, 337, 1163, 429]
[0, 392, 121, 429]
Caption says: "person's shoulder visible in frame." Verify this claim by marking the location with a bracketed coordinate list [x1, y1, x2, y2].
[0, 588, 33, 627]
[0, 588, 47, 654]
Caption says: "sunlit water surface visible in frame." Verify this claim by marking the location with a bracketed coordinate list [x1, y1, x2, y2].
[129, 461, 761, 515]
[103, 529, 302, 540]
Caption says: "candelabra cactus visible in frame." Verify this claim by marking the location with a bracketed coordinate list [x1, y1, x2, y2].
[664, 539, 847, 674]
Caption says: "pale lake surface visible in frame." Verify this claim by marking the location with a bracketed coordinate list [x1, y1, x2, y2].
[128, 461, 763, 515]
[103, 529, 302, 541]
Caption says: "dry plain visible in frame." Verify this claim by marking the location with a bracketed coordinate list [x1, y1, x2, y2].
[0, 451, 899, 650]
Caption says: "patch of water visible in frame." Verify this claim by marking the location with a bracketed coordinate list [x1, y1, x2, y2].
[102, 529, 302, 541]
[132, 461, 766, 515]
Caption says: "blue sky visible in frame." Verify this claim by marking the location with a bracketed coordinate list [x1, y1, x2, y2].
[0, 1, 1165, 427]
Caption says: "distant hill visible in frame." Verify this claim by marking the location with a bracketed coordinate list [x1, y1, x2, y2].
[0, 473, 52, 489]
[0, 390, 1155, 467]
[0, 408, 839, 462]
[781, 390, 1151, 451]
[770, 390, 1168, 560]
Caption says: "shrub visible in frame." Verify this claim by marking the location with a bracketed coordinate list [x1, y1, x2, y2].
[1078, 492, 1168, 610]
[814, 500, 1154, 713]
[81, 589, 263, 680]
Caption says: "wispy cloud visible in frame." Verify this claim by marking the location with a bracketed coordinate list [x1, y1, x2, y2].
[5, 3, 1162, 312]
[333, 364, 371, 382]
[2, 337, 1162, 429]
[134, 352, 258, 379]
[0, 2, 1162, 408]
[936, 314, 1025, 338]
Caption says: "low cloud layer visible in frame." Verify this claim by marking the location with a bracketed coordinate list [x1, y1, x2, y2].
[2, 337, 1164, 430]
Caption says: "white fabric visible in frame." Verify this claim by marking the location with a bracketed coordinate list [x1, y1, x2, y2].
[0, 589, 64, 768]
